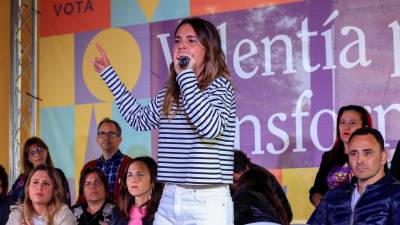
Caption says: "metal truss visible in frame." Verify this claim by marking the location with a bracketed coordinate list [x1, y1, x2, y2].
[9, 0, 38, 183]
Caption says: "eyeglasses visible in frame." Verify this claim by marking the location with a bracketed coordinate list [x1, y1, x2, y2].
[29, 147, 45, 157]
[97, 131, 120, 138]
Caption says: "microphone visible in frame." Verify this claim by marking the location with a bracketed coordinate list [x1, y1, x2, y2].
[179, 56, 189, 68]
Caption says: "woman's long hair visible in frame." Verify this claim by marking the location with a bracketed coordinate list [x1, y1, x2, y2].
[22, 137, 54, 179]
[118, 156, 164, 224]
[236, 167, 289, 225]
[23, 165, 64, 225]
[328, 105, 372, 160]
[163, 17, 230, 116]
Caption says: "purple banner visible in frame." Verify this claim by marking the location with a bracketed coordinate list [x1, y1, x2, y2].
[147, 0, 400, 168]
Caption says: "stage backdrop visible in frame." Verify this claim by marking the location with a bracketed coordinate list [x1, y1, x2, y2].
[37, 0, 400, 223]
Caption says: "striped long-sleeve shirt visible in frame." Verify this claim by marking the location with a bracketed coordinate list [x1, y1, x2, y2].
[100, 66, 236, 184]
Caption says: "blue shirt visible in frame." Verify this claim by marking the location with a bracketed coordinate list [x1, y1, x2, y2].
[96, 150, 125, 195]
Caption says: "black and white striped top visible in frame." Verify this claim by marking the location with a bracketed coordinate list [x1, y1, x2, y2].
[100, 66, 236, 184]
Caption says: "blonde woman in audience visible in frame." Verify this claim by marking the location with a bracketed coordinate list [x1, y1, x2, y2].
[6, 165, 76, 225]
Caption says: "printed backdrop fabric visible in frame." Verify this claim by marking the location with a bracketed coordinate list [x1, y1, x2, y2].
[37, 0, 400, 222]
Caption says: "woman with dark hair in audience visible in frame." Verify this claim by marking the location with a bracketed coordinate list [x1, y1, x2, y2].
[0, 164, 11, 225]
[6, 165, 76, 225]
[232, 150, 292, 222]
[110, 156, 163, 225]
[71, 167, 114, 225]
[309, 105, 372, 207]
[233, 167, 289, 225]
[8, 137, 71, 206]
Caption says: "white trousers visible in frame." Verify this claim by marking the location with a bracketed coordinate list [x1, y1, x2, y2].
[153, 183, 233, 225]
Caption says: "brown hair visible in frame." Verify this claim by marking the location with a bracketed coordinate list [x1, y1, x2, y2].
[237, 167, 289, 225]
[163, 17, 230, 116]
[79, 167, 111, 202]
[22, 137, 54, 179]
[23, 165, 64, 225]
[117, 156, 163, 224]
[97, 117, 122, 136]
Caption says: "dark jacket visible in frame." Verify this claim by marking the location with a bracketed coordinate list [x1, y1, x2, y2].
[390, 140, 400, 181]
[251, 163, 292, 222]
[309, 151, 347, 201]
[311, 174, 400, 225]
[233, 190, 283, 225]
[0, 195, 11, 225]
[71, 201, 114, 225]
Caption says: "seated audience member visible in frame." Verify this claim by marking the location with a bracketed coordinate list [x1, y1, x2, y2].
[233, 150, 292, 222]
[71, 167, 114, 225]
[309, 105, 372, 207]
[8, 137, 71, 206]
[389, 140, 400, 181]
[79, 118, 133, 204]
[311, 127, 400, 225]
[6, 165, 76, 225]
[233, 167, 289, 225]
[110, 156, 163, 225]
[0, 164, 11, 225]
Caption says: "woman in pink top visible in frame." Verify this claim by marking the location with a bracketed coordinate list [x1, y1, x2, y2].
[110, 157, 163, 225]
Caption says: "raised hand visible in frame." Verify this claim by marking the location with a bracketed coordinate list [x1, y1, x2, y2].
[92, 43, 111, 73]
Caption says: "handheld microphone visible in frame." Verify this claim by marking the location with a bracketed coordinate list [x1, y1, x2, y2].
[179, 56, 189, 68]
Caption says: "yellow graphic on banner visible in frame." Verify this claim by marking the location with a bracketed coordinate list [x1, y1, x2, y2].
[39, 34, 75, 107]
[83, 28, 141, 101]
[137, 0, 159, 21]
[283, 168, 317, 223]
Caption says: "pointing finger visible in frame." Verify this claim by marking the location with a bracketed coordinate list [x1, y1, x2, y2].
[96, 43, 107, 59]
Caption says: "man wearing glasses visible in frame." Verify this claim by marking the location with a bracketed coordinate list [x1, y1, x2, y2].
[78, 117, 132, 204]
